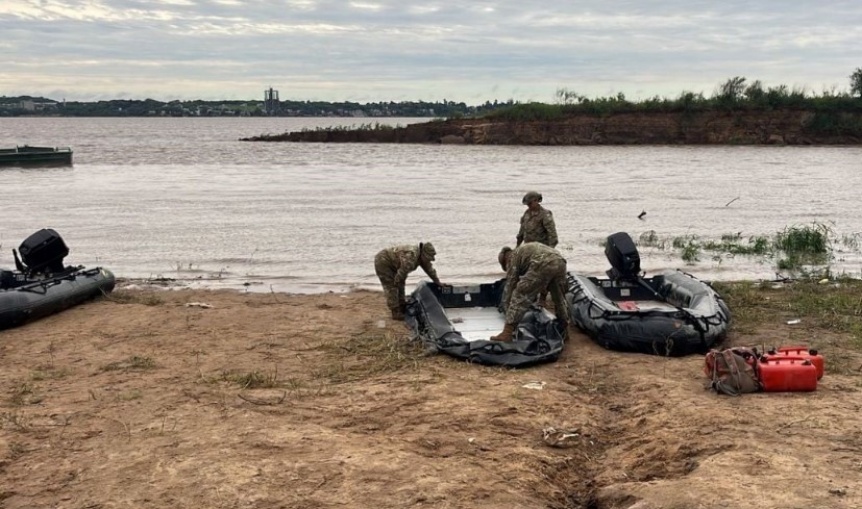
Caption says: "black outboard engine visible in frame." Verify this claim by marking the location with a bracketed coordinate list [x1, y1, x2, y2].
[1, 269, 18, 289]
[605, 232, 641, 281]
[15, 228, 70, 276]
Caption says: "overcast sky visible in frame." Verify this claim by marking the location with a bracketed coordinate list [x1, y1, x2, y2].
[2, 0, 861, 104]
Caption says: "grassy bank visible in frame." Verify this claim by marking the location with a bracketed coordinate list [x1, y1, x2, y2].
[714, 278, 862, 377]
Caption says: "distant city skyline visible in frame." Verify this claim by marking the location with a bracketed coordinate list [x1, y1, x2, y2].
[2, 1, 861, 103]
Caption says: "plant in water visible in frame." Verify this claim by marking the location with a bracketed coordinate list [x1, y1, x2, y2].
[680, 241, 700, 264]
[624, 224, 853, 270]
[774, 223, 832, 271]
[638, 230, 664, 249]
[702, 233, 771, 256]
[671, 235, 698, 249]
[774, 223, 830, 254]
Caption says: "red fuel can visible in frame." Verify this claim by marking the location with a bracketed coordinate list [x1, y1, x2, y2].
[758, 357, 818, 392]
[768, 346, 825, 380]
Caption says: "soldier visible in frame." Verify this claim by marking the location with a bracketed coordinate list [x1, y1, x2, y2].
[490, 243, 569, 342]
[374, 242, 441, 320]
[516, 191, 558, 248]
[517, 191, 559, 304]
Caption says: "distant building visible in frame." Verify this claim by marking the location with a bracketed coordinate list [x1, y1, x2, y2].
[264, 87, 280, 116]
[19, 100, 58, 111]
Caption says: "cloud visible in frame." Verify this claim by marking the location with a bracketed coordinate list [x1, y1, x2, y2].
[1, 0, 861, 102]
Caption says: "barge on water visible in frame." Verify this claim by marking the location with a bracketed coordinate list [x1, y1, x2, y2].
[0, 146, 73, 167]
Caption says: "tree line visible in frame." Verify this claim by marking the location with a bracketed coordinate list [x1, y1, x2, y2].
[489, 72, 862, 122]
[0, 96, 515, 118]
[4, 70, 861, 119]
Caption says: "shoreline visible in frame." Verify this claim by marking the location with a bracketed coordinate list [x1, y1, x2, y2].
[113, 271, 843, 297]
[115, 276, 379, 295]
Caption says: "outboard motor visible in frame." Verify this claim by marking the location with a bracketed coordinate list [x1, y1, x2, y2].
[15, 228, 70, 276]
[1, 269, 18, 289]
[605, 232, 641, 281]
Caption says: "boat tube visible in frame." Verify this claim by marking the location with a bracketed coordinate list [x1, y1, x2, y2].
[567, 232, 731, 356]
[407, 279, 566, 367]
[0, 229, 115, 331]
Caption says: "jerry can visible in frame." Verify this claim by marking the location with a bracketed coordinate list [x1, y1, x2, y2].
[758, 357, 818, 392]
[768, 346, 825, 380]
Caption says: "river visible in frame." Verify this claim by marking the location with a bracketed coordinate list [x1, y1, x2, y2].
[2, 117, 861, 292]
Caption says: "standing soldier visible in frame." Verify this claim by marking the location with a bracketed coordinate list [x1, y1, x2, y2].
[374, 242, 441, 320]
[516, 191, 558, 248]
[516, 191, 560, 304]
[490, 243, 569, 342]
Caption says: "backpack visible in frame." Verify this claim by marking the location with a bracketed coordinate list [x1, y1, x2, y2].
[704, 347, 761, 396]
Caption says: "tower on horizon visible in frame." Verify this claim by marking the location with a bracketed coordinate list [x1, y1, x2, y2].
[264, 87, 280, 116]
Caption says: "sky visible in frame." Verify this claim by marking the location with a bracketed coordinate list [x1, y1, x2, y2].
[2, 0, 861, 104]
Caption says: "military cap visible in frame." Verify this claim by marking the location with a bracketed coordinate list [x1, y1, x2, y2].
[498, 246, 513, 270]
[522, 191, 543, 204]
[420, 242, 437, 261]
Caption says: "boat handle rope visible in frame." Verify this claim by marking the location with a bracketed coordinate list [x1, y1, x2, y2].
[18, 279, 64, 294]
[16, 268, 95, 294]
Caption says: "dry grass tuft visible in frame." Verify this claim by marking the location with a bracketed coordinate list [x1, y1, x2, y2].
[221, 368, 282, 389]
[6, 382, 37, 406]
[0, 411, 30, 432]
[31, 366, 73, 381]
[102, 355, 157, 372]
[105, 290, 165, 306]
[312, 328, 426, 384]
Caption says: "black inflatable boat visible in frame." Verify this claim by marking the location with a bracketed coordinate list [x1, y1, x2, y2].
[567, 232, 731, 356]
[1, 229, 115, 331]
[407, 279, 567, 367]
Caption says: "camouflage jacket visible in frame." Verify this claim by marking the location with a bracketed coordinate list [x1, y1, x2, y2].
[378, 244, 439, 285]
[502, 242, 566, 308]
[517, 206, 558, 247]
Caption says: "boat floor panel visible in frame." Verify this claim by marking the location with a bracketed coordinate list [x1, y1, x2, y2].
[614, 300, 678, 312]
[445, 307, 506, 342]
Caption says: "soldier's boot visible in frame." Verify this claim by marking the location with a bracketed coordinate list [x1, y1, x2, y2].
[490, 323, 516, 342]
[558, 319, 569, 339]
[537, 291, 548, 307]
[390, 307, 405, 320]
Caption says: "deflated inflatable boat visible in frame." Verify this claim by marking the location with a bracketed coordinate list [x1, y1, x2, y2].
[568, 232, 731, 356]
[407, 280, 567, 367]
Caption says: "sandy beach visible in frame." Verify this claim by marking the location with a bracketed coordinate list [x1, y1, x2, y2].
[1, 281, 861, 509]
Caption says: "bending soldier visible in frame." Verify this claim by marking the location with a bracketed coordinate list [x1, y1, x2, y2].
[491, 243, 569, 342]
[516, 191, 558, 248]
[374, 242, 441, 320]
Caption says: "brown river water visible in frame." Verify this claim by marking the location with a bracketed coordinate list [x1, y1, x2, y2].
[2, 117, 861, 293]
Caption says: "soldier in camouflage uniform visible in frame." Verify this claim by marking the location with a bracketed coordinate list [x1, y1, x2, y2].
[516, 191, 558, 248]
[490, 243, 569, 342]
[374, 242, 441, 320]
[517, 190, 559, 304]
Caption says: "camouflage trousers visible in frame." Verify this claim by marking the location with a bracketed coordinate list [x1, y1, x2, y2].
[374, 254, 405, 312]
[505, 257, 569, 325]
